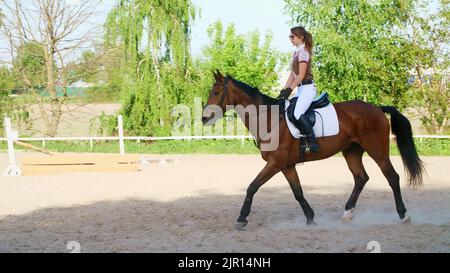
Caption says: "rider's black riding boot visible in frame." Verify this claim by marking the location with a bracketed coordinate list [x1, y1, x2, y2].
[298, 114, 320, 153]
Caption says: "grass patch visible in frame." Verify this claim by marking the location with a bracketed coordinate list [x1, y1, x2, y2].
[0, 138, 448, 155]
[389, 138, 450, 156]
[0, 139, 260, 154]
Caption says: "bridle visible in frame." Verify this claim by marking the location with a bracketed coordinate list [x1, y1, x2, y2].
[213, 76, 287, 149]
[217, 77, 229, 107]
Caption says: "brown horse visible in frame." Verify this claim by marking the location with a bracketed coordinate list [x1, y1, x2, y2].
[202, 70, 425, 230]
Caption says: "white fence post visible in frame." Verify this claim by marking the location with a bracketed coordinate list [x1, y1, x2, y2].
[3, 117, 22, 177]
[118, 115, 125, 155]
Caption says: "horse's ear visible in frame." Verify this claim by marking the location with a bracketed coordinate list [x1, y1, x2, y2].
[213, 69, 223, 81]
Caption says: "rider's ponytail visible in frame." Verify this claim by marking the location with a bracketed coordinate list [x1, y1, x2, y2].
[304, 31, 313, 56]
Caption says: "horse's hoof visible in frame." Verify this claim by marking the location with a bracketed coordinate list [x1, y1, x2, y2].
[342, 215, 353, 223]
[401, 215, 411, 224]
[235, 221, 248, 230]
[342, 210, 354, 223]
[307, 219, 317, 226]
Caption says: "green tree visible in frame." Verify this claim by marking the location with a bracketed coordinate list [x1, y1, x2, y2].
[68, 46, 123, 104]
[0, 66, 30, 134]
[0, 66, 16, 94]
[0, 66, 15, 132]
[13, 41, 47, 87]
[104, 0, 198, 136]
[71, 50, 99, 84]
[201, 21, 283, 95]
[284, 0, 416, 107]
[406, 0, 449, 133]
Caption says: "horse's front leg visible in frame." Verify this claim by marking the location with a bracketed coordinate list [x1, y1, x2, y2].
[282, 166, 315, 225]
[236, 163, 280, 230]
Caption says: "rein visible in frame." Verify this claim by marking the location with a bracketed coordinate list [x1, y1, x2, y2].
[219, 77, 287, 149]
[220, 77, 286, 119]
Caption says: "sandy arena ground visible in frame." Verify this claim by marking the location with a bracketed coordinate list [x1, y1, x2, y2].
[0, 153, 449, 253]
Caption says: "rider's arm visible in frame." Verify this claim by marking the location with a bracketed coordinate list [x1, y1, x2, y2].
[284, 72, 295, 89]
[289, 62, 307, 90]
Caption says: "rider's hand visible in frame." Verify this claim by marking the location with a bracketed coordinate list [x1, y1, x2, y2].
[277, 87, 292, 100]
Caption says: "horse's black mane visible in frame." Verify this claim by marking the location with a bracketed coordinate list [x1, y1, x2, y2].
[228, 76, 279, 106]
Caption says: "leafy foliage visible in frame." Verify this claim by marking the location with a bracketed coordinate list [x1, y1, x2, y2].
[284, 0, 416, 107]
[0, 66, 30, 134]
[104, 0, 197, 136]
[103, 2, 284, 136]
[201, 21, 283, 95]
[13, 41, 47, 87]
[407, 0, 450, 133]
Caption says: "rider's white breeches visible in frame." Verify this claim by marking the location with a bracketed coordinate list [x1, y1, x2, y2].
[294, 83, 317, 119]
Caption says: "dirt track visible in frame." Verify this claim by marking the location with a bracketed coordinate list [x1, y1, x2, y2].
[0, 153, 449, 253]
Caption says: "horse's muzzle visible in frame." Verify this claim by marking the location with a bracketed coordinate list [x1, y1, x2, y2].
[202, 112, 215, 125]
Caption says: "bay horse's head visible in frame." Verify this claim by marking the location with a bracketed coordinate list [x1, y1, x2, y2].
[202, 70, 236, 125]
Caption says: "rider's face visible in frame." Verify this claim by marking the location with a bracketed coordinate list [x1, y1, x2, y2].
[289, 33, 303, 47]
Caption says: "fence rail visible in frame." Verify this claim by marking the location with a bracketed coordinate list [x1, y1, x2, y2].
[1, 113, 449, 154]
[4, 116, 449, 176]
[0, 134, 448, 152]
[0, 134, 257, 151]
[0, 135, 257, 141]
[1, 134, 449, 143]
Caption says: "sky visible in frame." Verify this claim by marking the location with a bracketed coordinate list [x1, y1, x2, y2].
[2, 0, 442, 62]
[190, 0, 294, 56]
[0, 0, 294, 77]
[92, 0, 442, 57]
[95, 0, 295, 56]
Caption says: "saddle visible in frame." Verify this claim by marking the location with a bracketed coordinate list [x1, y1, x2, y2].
[286, 92, 331, 129]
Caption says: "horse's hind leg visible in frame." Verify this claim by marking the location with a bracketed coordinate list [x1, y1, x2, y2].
[362, 139, 409, 223]
[374, 155, 409, 223]
[342, 143, 369, 222]
[282, 166, 315, 225]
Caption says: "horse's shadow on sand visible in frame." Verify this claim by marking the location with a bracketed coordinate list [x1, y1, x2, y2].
[0, 186, 449, 253]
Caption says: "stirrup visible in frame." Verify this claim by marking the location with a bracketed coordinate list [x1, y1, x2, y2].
[305, 135, 320, 153]
[305, 146, 311, 154]
[300, 137, 311, 154]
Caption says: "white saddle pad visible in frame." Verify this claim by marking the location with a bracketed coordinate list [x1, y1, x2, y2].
[284, 100, 340, 139]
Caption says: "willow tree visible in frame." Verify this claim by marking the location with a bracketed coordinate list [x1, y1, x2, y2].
[105, 0, 197, 136]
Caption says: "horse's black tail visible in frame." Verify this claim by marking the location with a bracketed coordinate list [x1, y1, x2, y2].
[380, 106, 425, 188]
